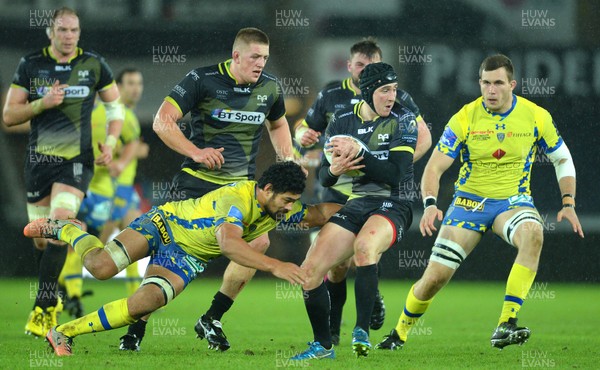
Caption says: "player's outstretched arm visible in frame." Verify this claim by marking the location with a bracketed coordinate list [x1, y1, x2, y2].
[419, 150, 455, 237]
[153, 100, 224, 169]
[217, 223, 306, 284]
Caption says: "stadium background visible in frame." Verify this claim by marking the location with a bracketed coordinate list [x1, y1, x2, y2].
[0, 0, 598, 283]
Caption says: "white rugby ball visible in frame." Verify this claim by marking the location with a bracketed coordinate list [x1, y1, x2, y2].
[324, 134, 369, 177]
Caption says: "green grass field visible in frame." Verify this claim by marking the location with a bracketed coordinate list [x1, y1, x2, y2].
[1, 278, 598, 369]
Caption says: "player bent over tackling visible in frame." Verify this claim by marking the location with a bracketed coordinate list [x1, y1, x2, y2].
[24, 162, 338, 356]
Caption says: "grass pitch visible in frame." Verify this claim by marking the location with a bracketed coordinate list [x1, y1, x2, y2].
[1, 278, 598, 369]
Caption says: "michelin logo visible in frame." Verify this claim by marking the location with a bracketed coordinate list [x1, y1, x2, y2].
[211, 109, 265, 124]
[36, 85, 90, 98]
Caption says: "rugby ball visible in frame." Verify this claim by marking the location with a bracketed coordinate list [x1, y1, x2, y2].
[324, 134, 369, 177]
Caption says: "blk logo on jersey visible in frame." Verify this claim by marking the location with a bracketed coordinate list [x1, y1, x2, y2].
[233, 87, 251, 94]
[211, 109, 265, 124]
[358, 126, 374, 135]
[492, 148, 506, 160]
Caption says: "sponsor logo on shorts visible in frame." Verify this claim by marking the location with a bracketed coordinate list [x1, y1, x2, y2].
[211, 109, 265, 124]
[454, 196, 485, 211]
[332, 212, 347, 220]
[382, 201, 393, 209]
[508, 194, 533, 206]
[151, 213, 172, 244]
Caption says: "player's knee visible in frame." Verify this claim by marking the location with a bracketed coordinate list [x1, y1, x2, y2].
[140, 275, 176, 308]
[515, 227, 544, 254]
[85, 252, 117, 280]
[301, 262, 322, 288]
[353, 238, 377, 266]
[417, 268, 451, 298]
[50, 192, 81, 219]
[327, 263, 349, 282]
[428, 238, 467, 271]
[502, 210, 543, 247]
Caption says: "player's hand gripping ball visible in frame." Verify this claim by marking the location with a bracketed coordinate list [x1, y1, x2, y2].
[324, 134, 369, 177]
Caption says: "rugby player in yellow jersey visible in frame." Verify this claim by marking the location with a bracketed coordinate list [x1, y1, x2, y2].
[376, 54, 584, 351]
[3, 7, 123, 338]
[140, 27, 299, 351]
[24, 162, 339, 356]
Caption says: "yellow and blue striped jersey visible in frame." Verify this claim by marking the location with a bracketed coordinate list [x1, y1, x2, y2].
[158, 180, 308, 262]
[437, 95, 563, 198]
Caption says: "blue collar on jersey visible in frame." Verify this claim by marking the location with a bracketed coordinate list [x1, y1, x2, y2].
[481, 94, 517, 121]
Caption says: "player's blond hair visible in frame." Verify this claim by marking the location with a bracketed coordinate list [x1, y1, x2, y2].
[46, 7, 78, 36]
[232, 27, 269, 51]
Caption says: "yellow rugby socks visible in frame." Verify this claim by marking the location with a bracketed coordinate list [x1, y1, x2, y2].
[498, 263, 536, 325]
[57, 298, 135, 337]
[59, 224, 104, 260]
[395, 285, 433, 342]
[58, 247, 83, 298]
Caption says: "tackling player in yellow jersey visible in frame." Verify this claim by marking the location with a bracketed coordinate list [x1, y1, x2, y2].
[24, 161, 339, 356]
[376, 54, 584, 351]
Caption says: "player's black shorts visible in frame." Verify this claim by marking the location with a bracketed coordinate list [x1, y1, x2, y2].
[171, 169, 224, 201]
[320, 187, 349, 205]
[25, 159, 94, 203]
[328, 197, 413, 247]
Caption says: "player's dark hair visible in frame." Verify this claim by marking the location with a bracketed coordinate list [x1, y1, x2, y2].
[233, 27, 269, 50]
[479, 54, 514, 81]
[350, 37, 382, 60]
[257, 161, 306, 195]
[116, 67, 141, 84]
